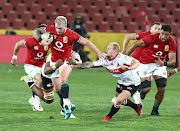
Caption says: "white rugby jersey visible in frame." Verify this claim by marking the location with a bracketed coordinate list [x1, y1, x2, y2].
[93, 53, 140, 86]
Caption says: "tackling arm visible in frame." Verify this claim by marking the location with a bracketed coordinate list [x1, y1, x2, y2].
[73, 61, 94, 69]
[126, 39, 145, 56]
[122, 33, 135, 54]
[78, 37, 106, 59]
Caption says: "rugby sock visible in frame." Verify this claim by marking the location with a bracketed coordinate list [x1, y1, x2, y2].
[125, 99, 139, 110]
[152, 103, 159, 111]
[107, 104, 120, 118]
[137, 86, 142, 93]
[61, 83, 69, 98]
[140, 91, 146, 99]
[32, 91, 36, 97]
[57, 92, 64, 109]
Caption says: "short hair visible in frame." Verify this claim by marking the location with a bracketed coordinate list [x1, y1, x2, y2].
[54, 16, 67, 25]
[152, 22, 161, 26]
[109, 42, 120, 52]
[161, 24, 172, 33]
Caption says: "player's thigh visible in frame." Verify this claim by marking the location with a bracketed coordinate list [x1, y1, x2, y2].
[59, 64, 72, 80]
[24, 64, 41, 80]
[153, 66, 167, 78]
[138, 64, 154, 78]
[116, 90, 131, 102]
[51, 77, 61, 92]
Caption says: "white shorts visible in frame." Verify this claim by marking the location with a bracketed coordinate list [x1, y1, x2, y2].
[137, 63, 167, 78]
[24, 64, 42, 80]
[41, 62, 72, 78]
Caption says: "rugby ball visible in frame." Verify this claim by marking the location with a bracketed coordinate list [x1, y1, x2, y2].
[41, 33, 54, 43]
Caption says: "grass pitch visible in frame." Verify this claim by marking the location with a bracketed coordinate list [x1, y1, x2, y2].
[0, 63, 180, 131]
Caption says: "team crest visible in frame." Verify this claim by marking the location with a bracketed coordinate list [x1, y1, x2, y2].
[34, 46, 38, 50]
[63, 36, 68, 43]
[164, 45, 169, 51]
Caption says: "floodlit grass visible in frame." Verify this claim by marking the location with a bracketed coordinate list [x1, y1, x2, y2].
[0, 63, 180, 130]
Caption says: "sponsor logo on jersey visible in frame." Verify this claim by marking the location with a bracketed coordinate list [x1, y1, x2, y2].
[154, 44, 158, 48]
[34, 46, 38, 50]
[164, 45, 169, 51]
[63, 36, 68, 43]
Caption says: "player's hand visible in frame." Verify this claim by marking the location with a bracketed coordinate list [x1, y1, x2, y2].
[55, 59, 64, 68]
[11, 59, 18, 66]
[121, 65, 133, 71]
[98, 52, 107, 60]
[155, 58, 164, 67]
[167, 70, 175, 78]
[121, 50, 126, 55]
[40, 39, 51, 46]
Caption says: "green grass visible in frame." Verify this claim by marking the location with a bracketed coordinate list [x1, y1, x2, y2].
[0, 63, 180, 130]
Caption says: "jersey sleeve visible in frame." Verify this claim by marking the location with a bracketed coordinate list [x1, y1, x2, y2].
[24, 38, 31, 48]
[72, 30, 81, 42]
[121, 54, 133, 65]
[93, 60, 103, 67]
[135, 31, 150, 40]
[141, 35, 153, 46]
[169, 39, 177, 53]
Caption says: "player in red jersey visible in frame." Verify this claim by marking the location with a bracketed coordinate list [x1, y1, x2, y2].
[33, 16, 106, 119]
[11, 35, 49, 111]
[121, 22, 162, 104]
[127, 25, 176, 115]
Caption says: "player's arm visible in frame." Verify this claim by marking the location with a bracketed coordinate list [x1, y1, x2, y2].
[11, 40, 26, 66]
[72, 61, 94, 69]
[33, 28, 50, 46]
[121, 59, 139, 71]
[155, 52, 176, 67]
[126, 39, 145, 56]
[122, 33, 135, 54]
[44, 59, 64, 74]
[78, 37, 106, 59]
[168, 65, 180, 78]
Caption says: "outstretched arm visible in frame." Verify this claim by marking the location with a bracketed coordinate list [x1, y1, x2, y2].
[11, 40, 26, 66]
[78, 37, 106, 59]
[121, 59, 139, 71]
[72, 61, 94, 69]
[122, 33, 135, 54]
[126, 39, 145, 56]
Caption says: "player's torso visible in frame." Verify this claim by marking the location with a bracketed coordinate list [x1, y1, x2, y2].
[46, 27, 76, 61]
[140, 36, 170, 64]
[25, 38, 48, 67]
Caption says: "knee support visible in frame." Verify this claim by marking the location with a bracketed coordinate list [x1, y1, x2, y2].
[155, 78, 167, 87]
[141, 80, 151, 89]
[43, 90, 54, 100]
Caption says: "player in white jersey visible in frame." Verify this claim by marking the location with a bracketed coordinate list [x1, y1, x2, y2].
[72, 42, 142, 121]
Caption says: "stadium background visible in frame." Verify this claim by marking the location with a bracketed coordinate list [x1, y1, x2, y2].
[0, 0, 180, 64]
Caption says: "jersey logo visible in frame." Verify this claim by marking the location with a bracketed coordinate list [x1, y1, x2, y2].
[117, 63, 120, 67]
[54, 35, 57, 39]
[164, 45, 169, 51]
[63, 36, 68, 43]
[154, 44, 158, 48]
[44, 46, 48, 51]
[34, 46, 38, 50]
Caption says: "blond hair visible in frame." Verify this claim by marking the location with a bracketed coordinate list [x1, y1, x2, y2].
[109, 42, 120, 52]
[54, 16, 67, 25]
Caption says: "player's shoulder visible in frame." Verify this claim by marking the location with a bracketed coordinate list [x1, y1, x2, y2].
[25, 37, 37, 43]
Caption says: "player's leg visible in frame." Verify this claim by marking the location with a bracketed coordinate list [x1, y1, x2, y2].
[151, 75, 167, 115]
[102, 85, 121, 121]
[140, 77, 152, 99]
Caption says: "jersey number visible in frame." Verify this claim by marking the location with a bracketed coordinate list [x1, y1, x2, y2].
[53, 41, 65, 52]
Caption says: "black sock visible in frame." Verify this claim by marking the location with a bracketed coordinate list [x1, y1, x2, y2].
[32, 91, 36, 97]
[107, 104, 120, 119]
[57, 92, 63, 109]
[137, 86, 142, 93]
[61, 83, 69, 98]
[125, 99, 138, 110]
[140, 91, 146, 99]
